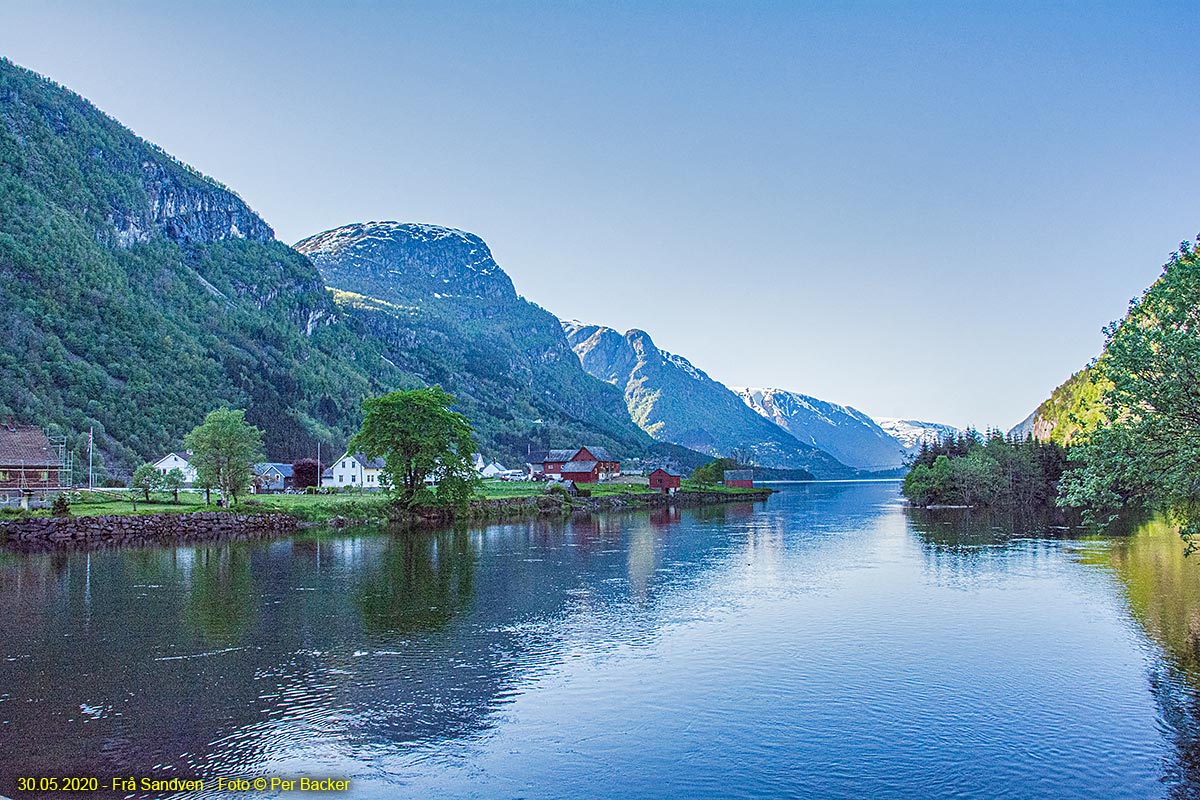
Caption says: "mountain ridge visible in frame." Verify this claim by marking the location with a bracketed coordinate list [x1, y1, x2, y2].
[562, 321, 856, 478]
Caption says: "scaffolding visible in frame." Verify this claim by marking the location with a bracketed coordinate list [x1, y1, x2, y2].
[0, 428, 74, 506]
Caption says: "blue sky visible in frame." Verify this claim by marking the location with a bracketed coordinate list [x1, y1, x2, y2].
[3, 1, 1197, 429]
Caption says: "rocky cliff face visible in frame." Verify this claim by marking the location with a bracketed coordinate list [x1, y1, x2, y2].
[736, 387, 907, 471]
[0, 59, 273, 250]
[1007, 367, 1109, 445]
[296, 222, 516, 304]
[0, 58, 401, 472]
[106, 160, 274, 247]
[563, 321, 854, 478]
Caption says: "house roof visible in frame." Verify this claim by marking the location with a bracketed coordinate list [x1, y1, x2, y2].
[154, 451, 191, 465]
[724, 469, 754, 481]
[0, 425, 61, 466]
[353, 453, 386, 470]
[321, 467, 333, 478]
[254, 462, 294, 478]
[545, 449, 578, 463]
[582, 445, 615, 462]
[526, 450, 550, 465]
[650, 468, 681, 477]
[561, 460, 599, 472]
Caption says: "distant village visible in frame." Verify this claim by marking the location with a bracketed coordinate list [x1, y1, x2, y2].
[0, 422, 697, 507]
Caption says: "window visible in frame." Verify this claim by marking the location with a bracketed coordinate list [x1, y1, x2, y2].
[338, 475, 344, 483]
[40, 471, 49, 481]
[351, 474, 356, 483]
[0, 471, 8, 481]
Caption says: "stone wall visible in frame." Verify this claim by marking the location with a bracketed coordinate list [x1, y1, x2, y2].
[0, 512, 299, 550]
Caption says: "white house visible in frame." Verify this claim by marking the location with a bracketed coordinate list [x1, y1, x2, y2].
[328, 452, 385, 490]
[480, 461, 509, 478]
[152, 452, 197, 485]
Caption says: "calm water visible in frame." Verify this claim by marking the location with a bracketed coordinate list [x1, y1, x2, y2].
[3, 482, 1200, 799]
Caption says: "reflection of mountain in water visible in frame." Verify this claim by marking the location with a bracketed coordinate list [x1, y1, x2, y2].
[0, 504, 762, 795]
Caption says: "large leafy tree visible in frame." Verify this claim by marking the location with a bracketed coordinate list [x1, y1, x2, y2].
[1060, 238, 1200, 543]
[349, 387, 479, 508]
[184, 408, 265, 507]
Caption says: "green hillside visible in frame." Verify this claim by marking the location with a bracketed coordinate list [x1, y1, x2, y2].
[0, 58, 416, 477]
[0, 59, 670, 478]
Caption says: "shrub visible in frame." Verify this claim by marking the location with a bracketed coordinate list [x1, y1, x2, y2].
[51, 493, 71, 516]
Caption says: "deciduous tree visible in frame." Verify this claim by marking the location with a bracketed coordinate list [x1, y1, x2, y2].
[349, 387, 479, 508]
[184, 409, 265, 507]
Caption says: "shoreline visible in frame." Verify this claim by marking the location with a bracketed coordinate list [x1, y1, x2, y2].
[0, 488, 774, 550]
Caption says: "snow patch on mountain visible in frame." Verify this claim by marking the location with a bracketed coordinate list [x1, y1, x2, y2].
[735, 387, 907, 471]
[876, 418, 961, 454]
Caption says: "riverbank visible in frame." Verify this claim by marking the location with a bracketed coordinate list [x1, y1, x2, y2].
[0, 511, 299, 551]
[0, 484, 773, 547]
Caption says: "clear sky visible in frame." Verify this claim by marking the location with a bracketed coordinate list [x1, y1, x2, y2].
[3, 1, 1197, 429]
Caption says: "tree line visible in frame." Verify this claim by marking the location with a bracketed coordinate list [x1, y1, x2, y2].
[904, 236, 1200, 545]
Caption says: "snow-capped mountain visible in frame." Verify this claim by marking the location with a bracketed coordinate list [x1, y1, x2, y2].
[562, 321, 854, 478]
[295, 221, 516, 304]
[876, 418, 961, 455]
[735, 388, 907, 471]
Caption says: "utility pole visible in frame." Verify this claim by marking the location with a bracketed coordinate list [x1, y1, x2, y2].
[88, 427, 94, 490]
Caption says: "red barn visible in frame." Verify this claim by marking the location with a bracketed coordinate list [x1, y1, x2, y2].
[723, 469, 754, 489]
[541, 449, 579, 478]
[649, 468, 681, 493]
[542, 446, 620, 483]
[560, 460, 601, 483]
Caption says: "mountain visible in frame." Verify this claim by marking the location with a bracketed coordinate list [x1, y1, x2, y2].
[0, 58, 409, 475]
[1007, 366, 1110, 445]
[0, 57, 659, 477]
[876, 418, 962, 455]
[561, 322, 854, 478]
[294, 223, 655, 465]
[735, 388, 907, 471]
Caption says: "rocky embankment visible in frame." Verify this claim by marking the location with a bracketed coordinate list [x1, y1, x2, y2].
[0, 512, 299, 551]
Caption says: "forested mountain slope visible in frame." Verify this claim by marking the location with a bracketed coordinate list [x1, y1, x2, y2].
[295, 222, 655, 465]
[0, 58, 407, 476]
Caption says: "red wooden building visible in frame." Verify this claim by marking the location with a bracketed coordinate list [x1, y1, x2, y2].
[723, 469, 755, 489]
[649, 468, 681, 493]
[541, 446, 620, 483]
[0, 424, 65, 499]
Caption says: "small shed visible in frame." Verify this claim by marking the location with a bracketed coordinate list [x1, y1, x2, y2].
[0, 424, 63, 498]
[649, 468, 681, 494]
[545, 478, 579, 497]
[723, 469, 755, 489]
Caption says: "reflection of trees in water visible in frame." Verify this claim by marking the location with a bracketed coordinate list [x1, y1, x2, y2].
[0, 506, 748, 791]
[1090, 520, 1200, 799]
[186, 546, 257, 645]
[355, 528, 475, 634]
[905, 507, 1082, 587]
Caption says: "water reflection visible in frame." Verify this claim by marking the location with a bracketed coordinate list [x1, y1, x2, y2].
[1096, 520, 1200, 799]
[187, 547, 257, 645]
[2, 486, 1199, 799]
[355, 529, 475, 635]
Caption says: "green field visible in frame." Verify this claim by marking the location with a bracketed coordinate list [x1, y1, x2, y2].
[1, 478, 763, 522]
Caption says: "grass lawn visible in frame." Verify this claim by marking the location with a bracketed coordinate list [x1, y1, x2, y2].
[1, 479, 763, 521]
